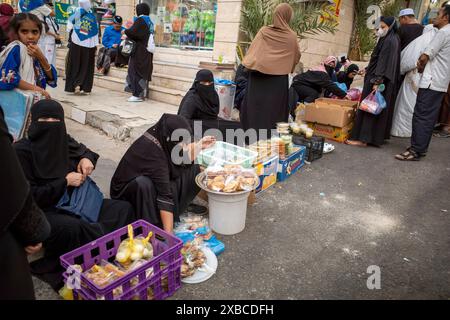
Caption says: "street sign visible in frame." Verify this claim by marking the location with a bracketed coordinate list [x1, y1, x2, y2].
[55, 2, 76, 25]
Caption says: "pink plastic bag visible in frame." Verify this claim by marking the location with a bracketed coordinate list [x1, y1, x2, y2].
[359, 91, 387, 115]
[347, 88, 362, 101]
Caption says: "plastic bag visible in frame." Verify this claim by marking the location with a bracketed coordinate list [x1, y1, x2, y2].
[359, 90, 387, 115]
[335, 82, 348, 93]
[115, 225, 153, 265]
[346, 88, 362, 101]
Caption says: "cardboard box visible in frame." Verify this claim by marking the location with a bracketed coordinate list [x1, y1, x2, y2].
[315, 98, 359, 109]
[277, 146, 306, 182]
[305, 98, 357, 128]
[307, 122, 353, 143]
[254, 155, 279, 194]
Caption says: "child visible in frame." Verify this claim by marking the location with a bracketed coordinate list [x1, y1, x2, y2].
[0, 13, 57, 99]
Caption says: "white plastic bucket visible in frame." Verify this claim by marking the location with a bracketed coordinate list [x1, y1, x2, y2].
[195, 173, 257, 235]
[207, 191, 250, 235]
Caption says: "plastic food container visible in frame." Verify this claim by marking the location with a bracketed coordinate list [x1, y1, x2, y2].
[196, 141, 258, 168]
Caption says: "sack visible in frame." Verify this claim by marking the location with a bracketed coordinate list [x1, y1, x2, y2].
[359, 90, 387, 115]
[56, 177, 104, 223]
[147, 33, 155, 54]
[119, 38, 136, 57]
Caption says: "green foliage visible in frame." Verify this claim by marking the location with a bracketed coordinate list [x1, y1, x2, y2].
[349, 0, 404, 61]
[240, 0, 338, 44]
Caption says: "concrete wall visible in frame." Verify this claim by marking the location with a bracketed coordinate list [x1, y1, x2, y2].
[117, 0, 355, 69]
[299, 0, 354, 70]
[212, 0, 243, 63]
[116, 0, 136, 21]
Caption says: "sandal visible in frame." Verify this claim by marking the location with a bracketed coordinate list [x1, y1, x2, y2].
[395, 149, 421, 161]
[433, 130, 450, 138]
[344, 139, 367, 147]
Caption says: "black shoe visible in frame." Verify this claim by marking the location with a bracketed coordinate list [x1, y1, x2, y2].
[186, 203, 208, 216]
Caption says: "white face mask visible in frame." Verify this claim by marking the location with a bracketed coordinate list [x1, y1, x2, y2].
[376, 27, 388, 38]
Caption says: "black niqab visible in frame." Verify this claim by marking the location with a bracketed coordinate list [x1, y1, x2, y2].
[147, 114, 193, 179]
[192, 69, 219, 117]
[27, 100, 69, 180]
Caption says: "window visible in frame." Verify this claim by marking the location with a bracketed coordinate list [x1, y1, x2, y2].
[141, 0, 217, 50]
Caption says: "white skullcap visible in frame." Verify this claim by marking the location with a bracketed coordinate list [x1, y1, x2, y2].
[399, 8, 415, 17]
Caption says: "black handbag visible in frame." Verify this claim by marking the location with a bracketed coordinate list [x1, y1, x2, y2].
[119, 38, 136, 57]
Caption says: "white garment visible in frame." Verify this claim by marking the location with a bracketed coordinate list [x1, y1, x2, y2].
[38, 34, 56, 66]
[27, 5, 52, 22]
[420, 24, 450, 92]
[391, 26, 437, 137]
[67, 8, 99, 48]
[0, 40, 36, 85]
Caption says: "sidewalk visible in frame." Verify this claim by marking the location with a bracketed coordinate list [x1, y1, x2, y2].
[48, 80, 179, 143]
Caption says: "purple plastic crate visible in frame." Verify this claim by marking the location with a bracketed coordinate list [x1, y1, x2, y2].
[60, 220, 182, 300]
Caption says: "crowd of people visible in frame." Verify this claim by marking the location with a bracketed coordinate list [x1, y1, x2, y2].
[0, 1, 449, 299]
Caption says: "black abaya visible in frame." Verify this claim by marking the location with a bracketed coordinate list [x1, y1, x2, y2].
[112, 165, 200, 228]
[0, 108, 50, 300]
[124, 17, 153, 98]
[350, 26, 401, 146]
[111, 114, 200, 227]
[65, 42, 96, 93]
[14, 101, 136, 290]
[240, 70, 289, 134]
[178, 70, 242, 140]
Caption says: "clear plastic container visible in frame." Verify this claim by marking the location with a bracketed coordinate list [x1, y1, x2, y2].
[196, 141, 258, 168]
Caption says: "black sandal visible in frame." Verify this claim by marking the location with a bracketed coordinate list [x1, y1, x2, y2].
[395, 149, 421, 161]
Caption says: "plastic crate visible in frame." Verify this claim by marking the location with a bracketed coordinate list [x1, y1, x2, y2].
[60, 220, 182, 300]
[197, 141, 258, 168]
[292, 135, 324, 162]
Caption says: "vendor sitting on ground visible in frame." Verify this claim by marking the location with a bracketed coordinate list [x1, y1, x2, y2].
[14, 99, 136, 291]
[336, 64, 360, 90]
[291, 56, 348, 103]
[178, 69, 242, 138]
[96, 15, 127, 75]
[110, 114, 216, 234]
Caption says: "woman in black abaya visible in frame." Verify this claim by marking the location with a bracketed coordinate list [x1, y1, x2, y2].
[110, 114, 216, 233]
[0, 107, 50, 300]
[14, 100, 136, 290]
[346, 16, 401, 147]
[178, 69, 242, 139]
[124, 3, 153, 102]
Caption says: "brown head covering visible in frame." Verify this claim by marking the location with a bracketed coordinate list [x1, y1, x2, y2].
[243, 3, 301, 75]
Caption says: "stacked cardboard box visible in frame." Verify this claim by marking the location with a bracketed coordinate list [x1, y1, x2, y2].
[305, 98, 358, 142]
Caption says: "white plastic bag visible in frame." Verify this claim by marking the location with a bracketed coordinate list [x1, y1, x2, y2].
[147, 33, 155, 54]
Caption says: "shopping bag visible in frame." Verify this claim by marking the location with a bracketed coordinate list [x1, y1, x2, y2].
[119, 38, 136, 57]
[56, 177, 104, 223]
[359, 90, 387, 115]
[147, 33, 156, 54]
[0, 89, 34, 141]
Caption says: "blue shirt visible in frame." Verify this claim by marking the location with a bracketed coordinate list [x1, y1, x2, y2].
[102, 25, 124, 49]
[0, 45, 57, 90]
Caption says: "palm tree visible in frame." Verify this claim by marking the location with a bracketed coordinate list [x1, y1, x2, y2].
[239, 0, 338, 59]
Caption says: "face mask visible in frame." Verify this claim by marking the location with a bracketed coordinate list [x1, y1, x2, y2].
[376, 27, 388, 38]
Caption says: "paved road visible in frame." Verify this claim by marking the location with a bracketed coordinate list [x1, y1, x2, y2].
[34, 119, 450, 300]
